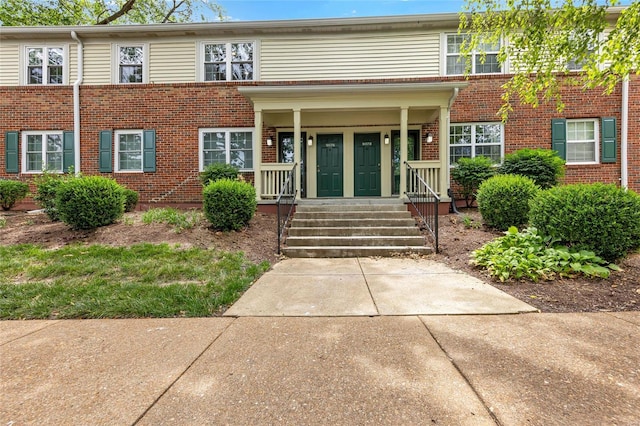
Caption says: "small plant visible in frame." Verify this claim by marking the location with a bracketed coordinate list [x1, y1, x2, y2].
[462, 214, 481, 229]
[0, 217, 6, 228]
[200, 163, 240, 186]
[471, 227, 621, 282]
[56, 176, 125, 230]
[450, 156, 496, 207]
[0, 180, 29, 211]
[498, 148, 565, 189]
[142, 208, 201, 233]
[530, 183, 640, 261]
[122, 188, 139, 212]
[476, 174, 540, 231]
[203, 178, 256, 231]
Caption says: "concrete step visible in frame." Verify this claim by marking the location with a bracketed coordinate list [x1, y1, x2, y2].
[290, 218, 417, 228]
[288, 226, 421, 237]
[285, 235, 426, 247]
[296, 204, 407, 213]
[282, 246, 433, 258]
[293, 211, 412, 220]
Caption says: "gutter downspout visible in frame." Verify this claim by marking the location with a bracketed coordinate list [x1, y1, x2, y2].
[70, 31, 83, 174]
[621, 77, 629, 189]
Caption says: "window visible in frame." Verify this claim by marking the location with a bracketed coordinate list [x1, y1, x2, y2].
[115, 130, 143, 171]
[566, 119, 598, 163]
[118, 45, 144, 83]
[566, 31, 597, 71]
[445, 34, 501, 75]
[200, 129, 254, 170]
[26, 47, 64, 85]
[22, 131, 63, 173]
[203, 42, 254, 81]
[449, 123, 503, 165]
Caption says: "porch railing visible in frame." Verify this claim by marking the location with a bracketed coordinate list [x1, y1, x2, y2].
[405, 161, 439, 253]
[261, 163, 296, 199]
[406, 160, 441, 196]
[276, 163, 297, 254]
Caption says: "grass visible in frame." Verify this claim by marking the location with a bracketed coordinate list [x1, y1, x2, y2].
[141, 208, 201, 232]
[0, 243, 270, 319]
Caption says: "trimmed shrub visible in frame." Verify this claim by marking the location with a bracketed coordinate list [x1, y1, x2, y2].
[498, 148, 565, 189]
[56, 176, 125, 230]
[122, 188, 139, 212]
[200, 163, 240, 186]
[203, 178, 256, 231]
[33, 172, 73, 221]
[477, 174, 540, 231]
[529, 183, 640, 261]
[0, 180, 29, 210]
[450, 156, 496, 207]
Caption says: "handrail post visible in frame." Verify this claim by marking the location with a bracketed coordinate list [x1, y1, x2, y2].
[404, 161, 440, 253]
[275, 163, 298, 255]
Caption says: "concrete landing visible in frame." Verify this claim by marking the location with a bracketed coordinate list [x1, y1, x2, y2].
[224, 258, 537, 317]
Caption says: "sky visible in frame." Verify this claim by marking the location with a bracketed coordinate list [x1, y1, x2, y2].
[215, 0, 468, 21]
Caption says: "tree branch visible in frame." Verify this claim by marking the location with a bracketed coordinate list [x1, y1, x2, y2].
[96, 0, 138, 25]
[162, 0, 186, 23]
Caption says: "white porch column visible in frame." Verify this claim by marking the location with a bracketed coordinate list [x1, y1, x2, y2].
[293, 108, 302, 197]
[399, 107, 409, 198]
[254, 109, 263, 200]
[439, 106, 449, 199]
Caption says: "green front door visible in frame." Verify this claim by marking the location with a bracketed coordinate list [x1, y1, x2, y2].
[354, 133, 381, 197]
[316, 134, 343, 197]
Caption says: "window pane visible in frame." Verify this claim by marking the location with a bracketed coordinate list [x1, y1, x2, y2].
[119, 46, 143, 65]
[48, 66, 63, 84]
[447, 35, 467, 54]
[279, 136, 294, 163]
[474, 53, 500, 73]
[28, 66, 43, 84]
[28, 48, 43, 65]
[446, 55, 466, 75]
[27, 135, 42, 152]
[232, 63, 253, 81]
[231, 43, 253, 61]
[203, 132, 225, 150]
[230, 149, 252, 169]
[567, 142, 596, 162]
[230, 132, 252, 150]
[475, 145, 501, 163]
[120, 65, 142, 83]
[203, 150, 226, 166]
[204, 44, 226, 62]
[119, 152, 142, 171]
[27, 154, 42, 172]
[449, 125, 471, 145]
[48, 48, 63, 65]
[450, 146, 472, 165]
[230, 132, 253, 169]
[47, 134, 62, 152]
[46, 152, 63, 171]
[475, 124, 501, 144]
[204, 63, 226, 81]
[119, 133, 142, 151]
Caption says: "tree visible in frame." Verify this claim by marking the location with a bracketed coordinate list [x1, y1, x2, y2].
[460, 0, 640, 120]
[0, 0, 224, 26]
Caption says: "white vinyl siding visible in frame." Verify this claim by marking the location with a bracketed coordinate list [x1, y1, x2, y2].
[68, 43, 78, 83]
[149, 42, 196, 83]
[260, 33, 440, 81]
[83, 43, 111, 85]
[0, 43, 20, 86]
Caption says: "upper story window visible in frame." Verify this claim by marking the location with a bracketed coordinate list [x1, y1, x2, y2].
[203, 42, 254, 81]
[199, 128, 254, 171]
[118, 45, 145, 83]
[449, 123, 503, 166]
[26, 47, 64, 85]
[22, 131, 63, 173]
[445, 34, 501, 75]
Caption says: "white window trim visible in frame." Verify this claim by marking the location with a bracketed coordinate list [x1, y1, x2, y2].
[21, 130, 64, 174]
[114, 129, 144, 173]
[566, 118, 599, 165]
[197, 41, 258, 82]
[20, 45, 68, 86]
[448, 122, 505, 166]
[441, 33, 504, 76]
[199, 128, 255, 172]
[112, 43, 149, 84]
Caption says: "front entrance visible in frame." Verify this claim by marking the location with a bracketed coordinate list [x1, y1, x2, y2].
[354, 133, 381, 197]
[316, 134, 344, 197]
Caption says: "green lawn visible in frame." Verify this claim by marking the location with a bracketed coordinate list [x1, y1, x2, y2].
[0, 243, 269, 319]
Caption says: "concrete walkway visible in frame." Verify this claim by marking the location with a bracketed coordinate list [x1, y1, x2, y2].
[1, 258, 639, 425]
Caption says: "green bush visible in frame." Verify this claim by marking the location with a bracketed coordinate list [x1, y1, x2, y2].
[33, 172, 74, 221]
[471, 227, 620, 282]
[200, 163, 240, 186]
[529, 183, 640, 261]
[56, 176, 125, 230]
[450, 156, 496, 207]
[122, 188, 139, 212]
[203, 179, 256, 231]
[498, 148, 565, 189]
[0, 180, 29, 210]
[477, 174, 540, 231]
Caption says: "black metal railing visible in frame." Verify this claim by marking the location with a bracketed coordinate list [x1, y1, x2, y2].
[276, 163, 297, 254]
[405, 162, 439, 253]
